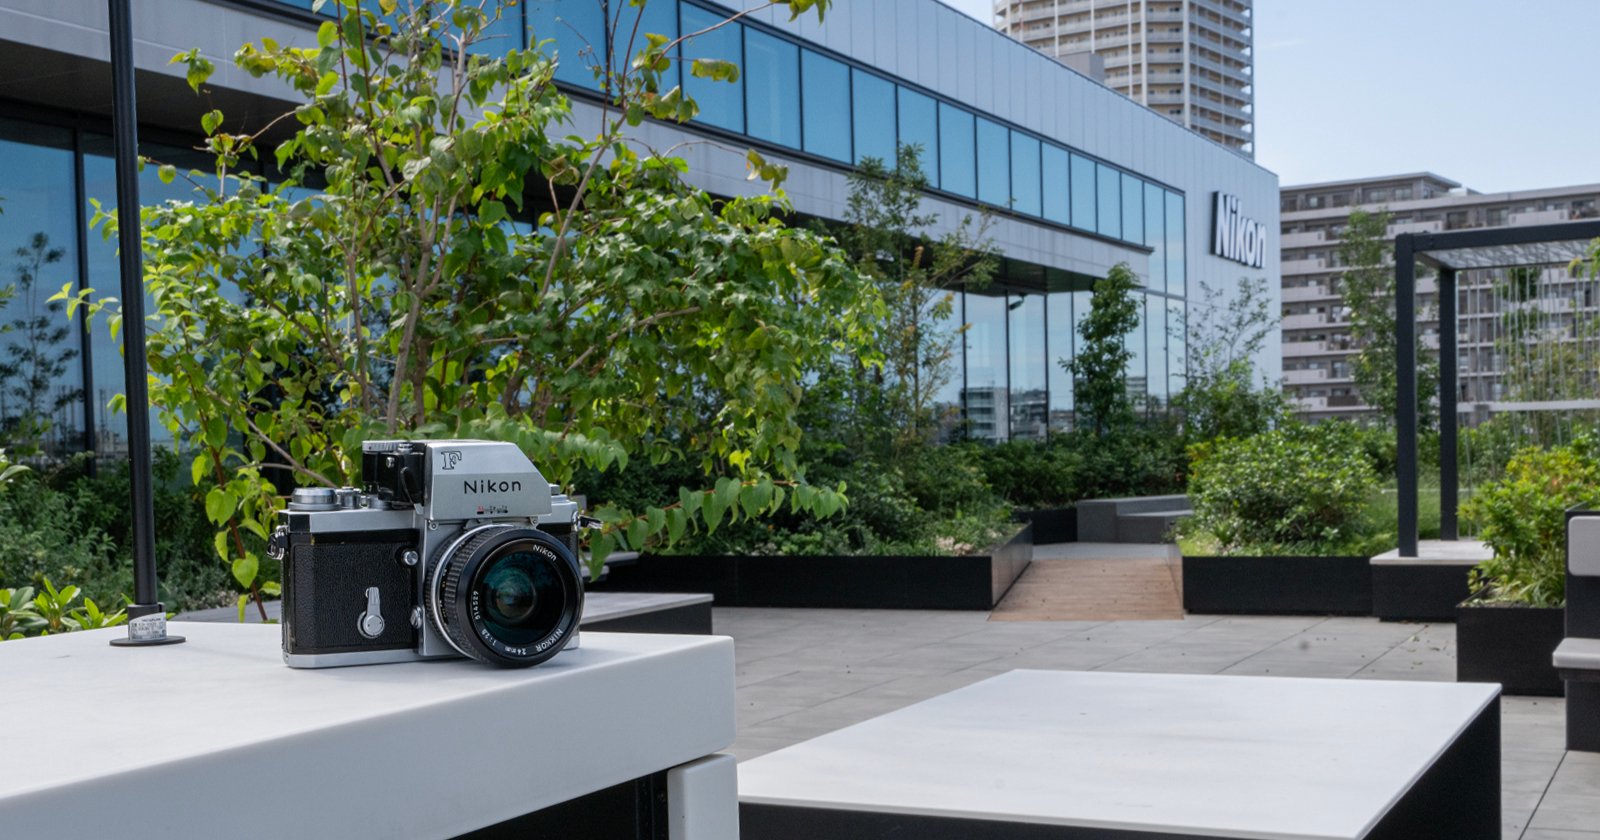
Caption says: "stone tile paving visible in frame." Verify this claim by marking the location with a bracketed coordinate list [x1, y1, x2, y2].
[714, 605, 1590, 839]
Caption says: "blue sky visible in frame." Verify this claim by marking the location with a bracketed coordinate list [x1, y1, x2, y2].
[941, 0, 1600, 192]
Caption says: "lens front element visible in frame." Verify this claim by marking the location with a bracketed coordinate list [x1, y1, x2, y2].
[432, 526, 582, 667]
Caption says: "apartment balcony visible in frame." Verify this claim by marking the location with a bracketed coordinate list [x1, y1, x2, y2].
[1281, 257, 1326, 275]
[1144, 92, 1185, 106]
[1283, 368, 1331, 386]
[1388, 220, 1444, 236]
[1190, 53, 1251, 86]
[1190, 113, 1251, 139]
[1190, 70, 1251, 102]
[1508, 208, 1572, 226]
[1281, 284, 1335, 304]
[1280, 230, 1326, 249]
[1191, 30, 1251, 65]
[1143, 9, 1184, 23]
[1191, 96, 1252, 124]
[1281, 312, 1333, 331]
[1016, 5, 1061, 24]
[1144, 28, 1186, 44]
[1192, 0, 1252, 25]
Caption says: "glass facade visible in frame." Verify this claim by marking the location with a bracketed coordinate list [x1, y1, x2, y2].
[4, 0, 1199, 457]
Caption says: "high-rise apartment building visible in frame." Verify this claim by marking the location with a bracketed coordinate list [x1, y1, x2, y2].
[1280, 174, 1600, 420]
[993, 0, 1255, 157]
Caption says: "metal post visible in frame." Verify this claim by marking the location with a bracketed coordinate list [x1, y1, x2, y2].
[1395, 235, 1419, 558]
[107, 0, 183, 647]
[1438, 268, 1458, 541]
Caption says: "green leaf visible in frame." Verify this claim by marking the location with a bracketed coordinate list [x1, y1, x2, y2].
[714, 477, 741, 522]
[379, 0, 398, 14]
[191, 453, 209, 486]
[479, 199, 507, 226]
[237, 593, 251, 623]
[317, 20, 338, 49]
[158, 165, 176, 185]
[213, 530, 231, 563]
[232, 553, 259, 589]
[315, 72, 338, 97]
[201, 109, 224, 135]
[205, 415, 228, 448]
[665, 508, 687, 544]
[205, 487, 237, 525]
[588, 532, 615, 581]
[626, 518, 649, 551]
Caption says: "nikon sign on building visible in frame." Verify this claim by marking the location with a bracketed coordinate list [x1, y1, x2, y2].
[1213, 192, 1268, 269]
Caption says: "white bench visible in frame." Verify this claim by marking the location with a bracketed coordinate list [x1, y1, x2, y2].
[1555, 637, 1600, 681]
[740, 669, 1500, 839]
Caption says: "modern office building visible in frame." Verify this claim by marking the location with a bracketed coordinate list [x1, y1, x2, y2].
[1280, 173, 1600, 421]
[0, 0, 1278, 459]
[993, 0, 1255, 157]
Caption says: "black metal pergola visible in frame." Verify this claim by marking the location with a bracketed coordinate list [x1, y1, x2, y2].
[1396, 219, 1600, 556]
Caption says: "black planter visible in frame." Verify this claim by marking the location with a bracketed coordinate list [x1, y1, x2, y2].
[1015, 507, 1076, 544]
[1371, 562, 1475, 623]
[1456, 601, 1566, 697]
[591, 526, 1032, 610]
[1182, 555, 1373, 616]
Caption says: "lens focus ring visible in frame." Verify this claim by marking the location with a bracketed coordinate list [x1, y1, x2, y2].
[430, 526, 581, 668]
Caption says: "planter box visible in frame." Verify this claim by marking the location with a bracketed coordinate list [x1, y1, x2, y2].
[1182, 555, 1373, 616]
[1016, 507, 1075, 544]
[591, 525, 1033, 611]
[1456, 601, 1566, 697]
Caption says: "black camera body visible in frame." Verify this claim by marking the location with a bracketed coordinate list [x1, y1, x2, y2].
[271, 440, 584, 669]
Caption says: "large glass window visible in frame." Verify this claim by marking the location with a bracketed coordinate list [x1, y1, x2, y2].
[1123, 299, 1145, 407]
[614, 0, 680, 91]
[926, 289, 964, 442]
[801, 50, 850, 162]
[1121, 173, 1143, 244]
[468, 2, 524, 56]
[1010, 132, 1041, 218]
[1041, 144, 1069, 225]
[1167, 298, 1187, 397]
[938, 104, 975, 198]
[1008, 291, 1047, 440]
[852, 70, 896, 166]
[897, 88, 938, 187]
[528, 1, 606, 89]
[1069, 153, 1096, 231]
[1046, 283, 1075, 433]
[963, 291, 1008, 442]
[1144, 183, 1167, 293]
[743, 28, 799, 147]
[1096, 162, 1121, 240]
[1166, 191, 1186, 296]
[976, 118, 1009, 208]
[1146, 298, 1167, 409]
[0, 120, 84, 460]
[681, 4, 743, 132]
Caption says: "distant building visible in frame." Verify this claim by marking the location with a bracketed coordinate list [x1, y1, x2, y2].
[1280, 173, 1600, 421]
[993, 0, 1255, 158]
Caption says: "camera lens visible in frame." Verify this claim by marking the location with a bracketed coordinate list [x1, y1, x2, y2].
[430, 526, 582, 667]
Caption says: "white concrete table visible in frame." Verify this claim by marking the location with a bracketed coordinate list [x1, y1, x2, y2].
[740, 670, 1500, 840]
[0, 624, 738, 839]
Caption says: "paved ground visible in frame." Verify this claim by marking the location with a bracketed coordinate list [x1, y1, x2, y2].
[716, 543, 1598, 840]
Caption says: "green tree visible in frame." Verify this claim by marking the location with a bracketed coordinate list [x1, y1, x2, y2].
[840, 145, 996, 449]
[1336, 208, 1439, 428]
[1066, 263, 1140, 436]
[1172, 276, 1290, 443]
[64, 0, 862, 609]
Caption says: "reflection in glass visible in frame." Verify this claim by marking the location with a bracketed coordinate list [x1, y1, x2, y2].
[1008, 292, 1046, 440]
[1121, 173, 1143, 244]
[1146, 299, 1167, 409]
[801, 50, 851, 162]
[938, 104, 975, 198]
[744, 29, 800, 147]
[1166, 191, 1186, 297]
[1096, 162, 1121, 240]
[613, 0, 680, 91]
[976, 118, 1009, 208]
[852, 70, 896, 166]
[1010, 132, 1041, 217]
[682, 5, 743, 132]
[925, 288, 964, 442]
[1168, 298, 1187, 397]
[1145, 183, 1166, 292]
[897, 88, 939, 187]
[963, 292, 1008, 442]
[528, 1, 606, 89]
[1046, 288, 1074, 433]
[1041, 144, 1069, 225]
[1123, 297, 1145, 408]
[1070, 153, 1096, 231]
[0, 122, 84, 460]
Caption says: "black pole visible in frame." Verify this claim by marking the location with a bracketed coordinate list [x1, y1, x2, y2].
[1395, 234, 1419, 558]
[1438, 268, 1459, 541]
[107, 0, 182, 647]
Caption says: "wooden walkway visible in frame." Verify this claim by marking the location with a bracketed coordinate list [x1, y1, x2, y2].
[989, 543, 1184, 621]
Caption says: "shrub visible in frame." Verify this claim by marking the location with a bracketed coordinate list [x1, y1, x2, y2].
[1185, 422, 1379, 554]
[972, 423, 1187, 511]
[1461, 437, 1600, 607]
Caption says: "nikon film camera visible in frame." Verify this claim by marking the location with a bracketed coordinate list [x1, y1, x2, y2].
[270, 440, 585, 669]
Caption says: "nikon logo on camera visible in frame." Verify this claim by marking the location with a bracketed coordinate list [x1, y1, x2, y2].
[463, 479, 522, 494]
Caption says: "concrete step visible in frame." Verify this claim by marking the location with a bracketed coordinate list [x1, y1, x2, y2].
[1077, 495, 1190, 542]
